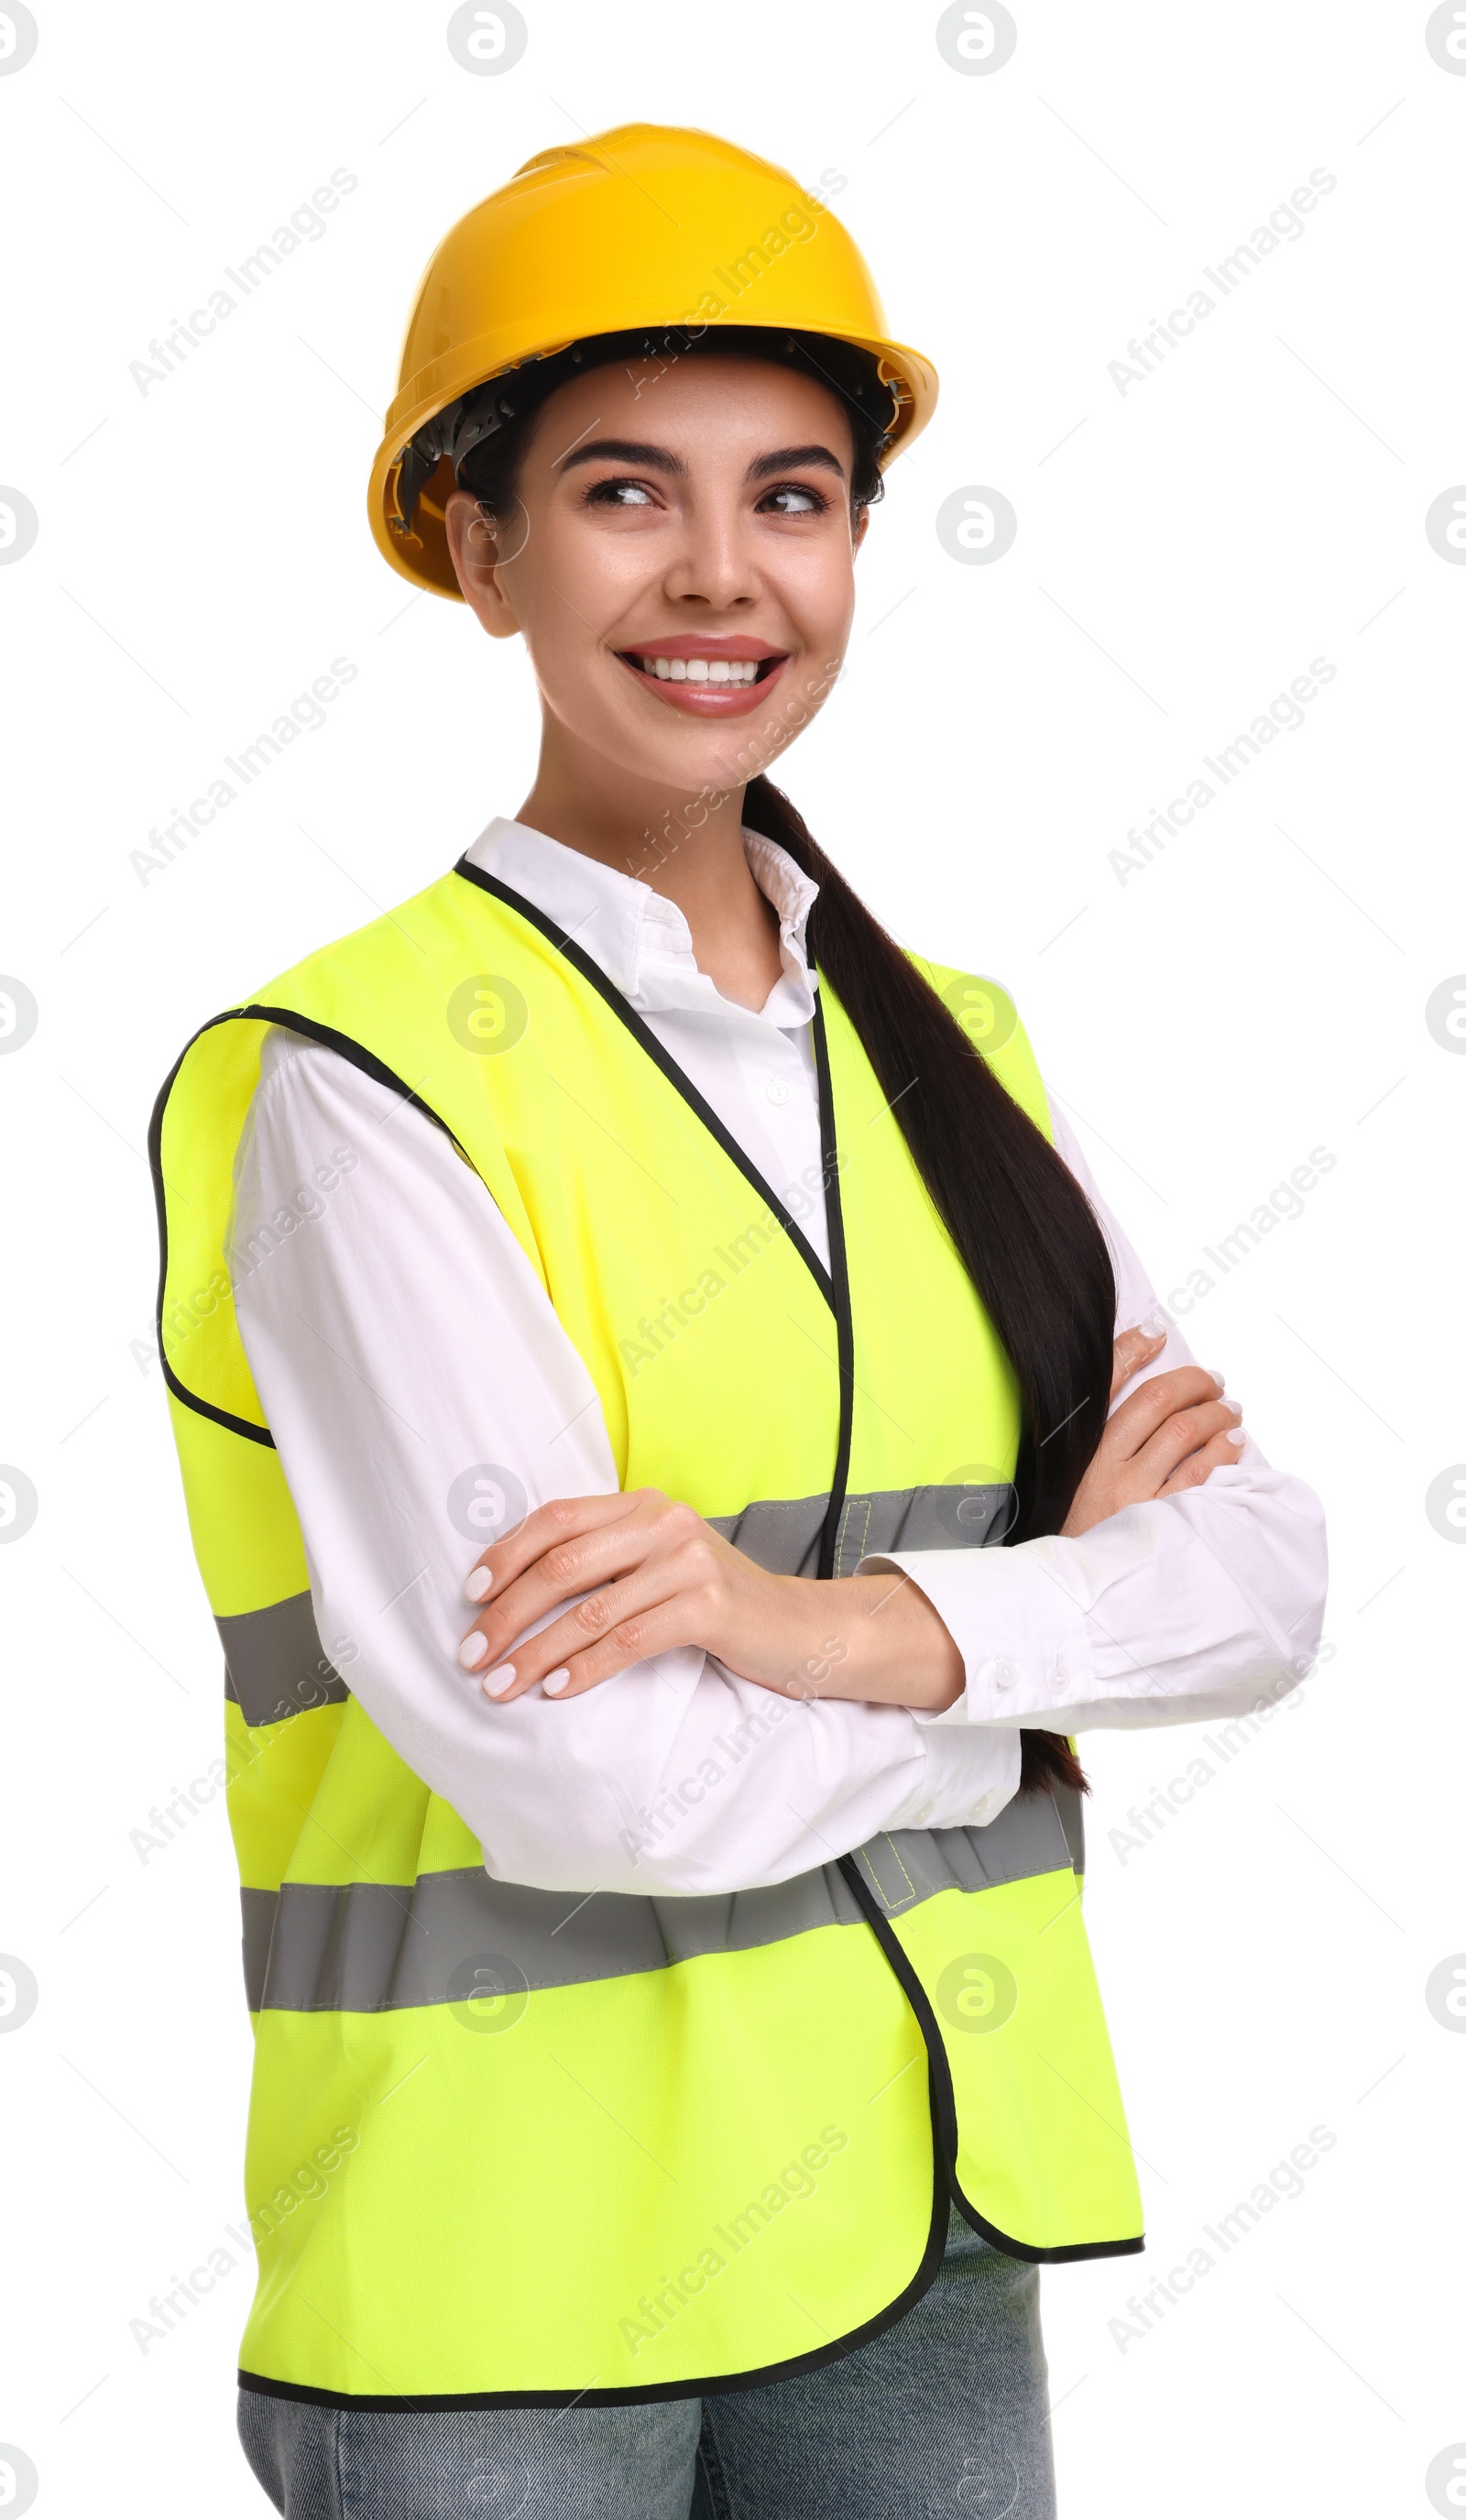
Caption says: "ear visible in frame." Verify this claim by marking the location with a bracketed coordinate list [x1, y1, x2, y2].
[443, 488, 525, 641]
[851, 502, 871, 557]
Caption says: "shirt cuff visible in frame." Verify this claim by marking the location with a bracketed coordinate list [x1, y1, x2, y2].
[858, 1545, 1093, 1728]
[902, 1720, 1023, 1825]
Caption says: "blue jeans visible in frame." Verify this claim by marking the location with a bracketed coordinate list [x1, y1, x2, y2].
[238, 2208, 1055, 2517]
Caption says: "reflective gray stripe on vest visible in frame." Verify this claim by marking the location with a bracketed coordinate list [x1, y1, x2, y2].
[241, 1793, 1073, 2014]
[1050, 1780, 1085, 1878]
[709, 1484, 1016, 1579]
[220, 1592, 347, 1727]
[847, 1793, 1074, 1915]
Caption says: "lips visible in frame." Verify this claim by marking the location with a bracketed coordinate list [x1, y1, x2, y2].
[614, 636, 790, 718]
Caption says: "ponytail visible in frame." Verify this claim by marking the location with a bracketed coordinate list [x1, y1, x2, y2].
[742, 777, 1114, 1800]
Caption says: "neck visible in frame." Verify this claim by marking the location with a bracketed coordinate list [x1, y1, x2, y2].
[514, 740, 783, 1011]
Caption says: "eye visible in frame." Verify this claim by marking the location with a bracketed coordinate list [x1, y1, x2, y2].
[759, 483, 830, 517]
[583, 477, 658, 509]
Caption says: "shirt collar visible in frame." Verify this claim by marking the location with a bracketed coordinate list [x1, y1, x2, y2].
[462, 816, 821, 1027]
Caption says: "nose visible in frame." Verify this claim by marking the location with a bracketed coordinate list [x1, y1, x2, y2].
[661, 489, 760, 612]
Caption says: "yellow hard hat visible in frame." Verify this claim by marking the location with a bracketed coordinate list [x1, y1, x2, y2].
[367, 122, 939, 597]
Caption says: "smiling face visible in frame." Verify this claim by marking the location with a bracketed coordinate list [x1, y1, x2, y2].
[443, 353, 869, 803]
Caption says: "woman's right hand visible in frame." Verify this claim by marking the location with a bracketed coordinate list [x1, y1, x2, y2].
[1061, 1324, 1245, 1539]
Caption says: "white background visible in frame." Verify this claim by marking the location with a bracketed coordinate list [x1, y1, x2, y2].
[1, 2, 1462, 2513]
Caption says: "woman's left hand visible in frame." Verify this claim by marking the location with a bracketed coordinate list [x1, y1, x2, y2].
[454, 1486, 965, 1713]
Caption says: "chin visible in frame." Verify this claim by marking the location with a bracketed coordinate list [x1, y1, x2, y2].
[593, 715, 771, 807]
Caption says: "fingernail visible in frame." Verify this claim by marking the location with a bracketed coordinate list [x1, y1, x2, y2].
[1228, 1426, 1246, 1446]
[1208, 1369, 1226, 1390]
[456, 1632, 489, 1671]
[542, 1668, 571, 1697]
[465, 1567, 494, 1603]
[482, 1663, 517, 1698]
[1224, 1398, 1242, 1419]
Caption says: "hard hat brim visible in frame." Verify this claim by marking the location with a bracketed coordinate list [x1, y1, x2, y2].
[367, 323, 938, 601]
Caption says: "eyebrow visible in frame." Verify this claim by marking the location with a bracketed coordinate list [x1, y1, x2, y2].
[744, 444, 848, 484]
[558, 438, 688, 477]
[556, 437, 848, 484]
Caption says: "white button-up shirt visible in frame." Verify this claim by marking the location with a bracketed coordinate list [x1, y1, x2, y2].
[228, 817, 1327, 1895]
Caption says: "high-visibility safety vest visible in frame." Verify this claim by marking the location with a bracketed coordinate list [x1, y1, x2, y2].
[152, 858, 1143, 2412]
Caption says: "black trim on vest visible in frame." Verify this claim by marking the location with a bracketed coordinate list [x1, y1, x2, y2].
[236, 2109, 956, 2412]
[149, 1014, 276, 1446]
[810, 999, 855, 1584]
[451, 860, 837, 1309]
[836, 1851, 1145, 2269]
[148, 1005, 465, 1443]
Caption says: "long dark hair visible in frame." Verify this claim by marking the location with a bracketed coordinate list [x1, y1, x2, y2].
[742, 780, 1110, 1797]
[436, 332, 1114, 1798]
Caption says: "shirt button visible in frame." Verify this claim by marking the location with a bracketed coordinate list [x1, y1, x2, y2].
[766, 1078, 791, 1106]
[979, 1656, 1018, 1693]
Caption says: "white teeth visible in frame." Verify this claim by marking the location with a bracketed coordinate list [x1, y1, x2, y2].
[638, 655, 762, 685]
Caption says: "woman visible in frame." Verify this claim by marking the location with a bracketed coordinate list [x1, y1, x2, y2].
[152, 126, 1326, 2520]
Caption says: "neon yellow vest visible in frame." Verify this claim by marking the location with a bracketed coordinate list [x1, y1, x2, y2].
[152, 857, 1143, 2410]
